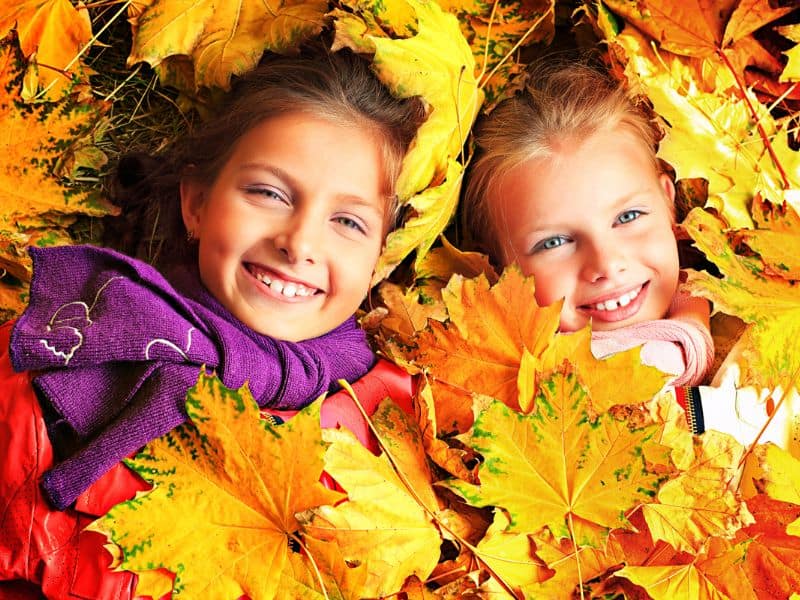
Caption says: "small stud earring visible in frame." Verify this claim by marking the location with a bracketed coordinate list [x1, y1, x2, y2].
[186, 230, 196, 242]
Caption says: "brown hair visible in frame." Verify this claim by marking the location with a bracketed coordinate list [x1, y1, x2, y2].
[109, 47, 425, 266]
[462, 60, 663, 263]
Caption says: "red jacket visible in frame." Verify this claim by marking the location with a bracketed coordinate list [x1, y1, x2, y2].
[0, 321, 414, 599]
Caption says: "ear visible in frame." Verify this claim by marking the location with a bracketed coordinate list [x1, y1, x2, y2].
[180, 177, 206, 235]
[659, 173, 676, 204]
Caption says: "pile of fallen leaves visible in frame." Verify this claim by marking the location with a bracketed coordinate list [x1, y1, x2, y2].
[3, 0, 800, 598]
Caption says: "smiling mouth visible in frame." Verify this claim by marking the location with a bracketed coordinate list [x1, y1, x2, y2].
[245, 263, 320, 298]
[582, 285, 644, 312]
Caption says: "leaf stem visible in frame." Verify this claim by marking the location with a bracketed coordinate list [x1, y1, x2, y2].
[335, 379, 523, 599]
[479, 6, 554, 91]
[478, 0, 501, 83]
[737, 363, 800, 471]
[292, 531, 331, 600]
[567, 512, 586, 600]
[716, 49, 790, 190]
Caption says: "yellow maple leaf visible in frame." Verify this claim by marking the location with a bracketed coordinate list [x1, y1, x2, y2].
[332, 0, 482, 280]
[473, 509, 550, 589]
[641, 430, 753, 554]
[616, 561, 731, 600]
[128, 0, 327, 90]
[377, 160, 467, 283]
[540, 324, 669, 415]
[475, 509, 550, 588]
[0, 0, 93, 100]
[302, 399, 441, 598]
[779, 24, 800, 82]
[90, 372, 343, 600]
[441, 368, 662, 541]
[683, 206, 800, 391]
[518, 527, 626, 599]
[596, 6, 800, 228]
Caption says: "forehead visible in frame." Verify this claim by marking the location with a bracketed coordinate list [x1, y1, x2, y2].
[489, 129, 662, 224]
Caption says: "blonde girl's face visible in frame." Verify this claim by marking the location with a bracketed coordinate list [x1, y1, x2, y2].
[181, 112, 387, 342]
[490, 128, 680, 333]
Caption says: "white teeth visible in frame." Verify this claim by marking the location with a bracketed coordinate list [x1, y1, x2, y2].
[592, 287, 640, 311]
[602, 299, 618, 311]
[252, 269, 314, 298]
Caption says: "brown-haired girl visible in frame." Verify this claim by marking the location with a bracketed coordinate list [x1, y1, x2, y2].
[0, 47, 424, 596]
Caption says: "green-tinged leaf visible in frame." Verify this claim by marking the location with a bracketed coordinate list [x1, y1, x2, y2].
[90, 372, 342, 600]
[441, 369, 661, 539]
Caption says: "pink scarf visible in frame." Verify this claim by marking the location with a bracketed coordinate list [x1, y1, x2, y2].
[590, 294, 714, 387]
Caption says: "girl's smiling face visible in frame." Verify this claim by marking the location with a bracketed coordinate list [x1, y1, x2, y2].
[490, 128, 680, 332]
[181, 111, 387, 341]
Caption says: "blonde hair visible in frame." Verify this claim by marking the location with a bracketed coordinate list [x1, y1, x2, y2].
[463, 61, 662, 263]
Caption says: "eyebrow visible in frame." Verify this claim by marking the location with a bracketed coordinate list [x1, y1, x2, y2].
[238, 162, 384, 216]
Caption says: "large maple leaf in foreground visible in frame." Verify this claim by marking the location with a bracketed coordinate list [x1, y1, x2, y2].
[441, 368, 663, 542]
[91, 372, 343, 600]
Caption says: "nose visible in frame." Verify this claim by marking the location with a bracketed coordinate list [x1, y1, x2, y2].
[580, 239, 627, 283]
[275, 210, 321, 265]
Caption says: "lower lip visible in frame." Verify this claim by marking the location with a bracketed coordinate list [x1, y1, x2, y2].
[580, 283, 648, 324]
[242, 264, 318, 304]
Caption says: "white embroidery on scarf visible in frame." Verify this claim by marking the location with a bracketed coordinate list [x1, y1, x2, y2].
[39, 276, 125, 366]
[144, 327, 195, 360]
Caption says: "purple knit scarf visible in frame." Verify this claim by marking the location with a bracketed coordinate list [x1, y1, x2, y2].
[10, 245, 374, 509]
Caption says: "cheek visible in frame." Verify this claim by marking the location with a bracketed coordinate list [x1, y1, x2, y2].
[335, 239, 382, 291]
[521, 261, 568, 309]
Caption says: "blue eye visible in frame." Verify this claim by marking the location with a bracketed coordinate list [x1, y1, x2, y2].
[334, 215, 366, 234]
[245, 186, 288, 204]
[617, 209, 643, 224]
[532, 235, 568, 252]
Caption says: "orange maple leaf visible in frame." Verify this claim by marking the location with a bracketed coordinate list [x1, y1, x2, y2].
[411, 267, 666, 435]
[412, 267, 561, 412]
[0, 39, 113, 319]
[0, 0, 93, 100]
[91, 372, 343, 600]
[736, 494, 800, 597]
[601, 0, 794, 90]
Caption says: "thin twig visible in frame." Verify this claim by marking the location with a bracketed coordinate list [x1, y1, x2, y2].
[717, 49, 790, 190]
[336, 379, 523, 599]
